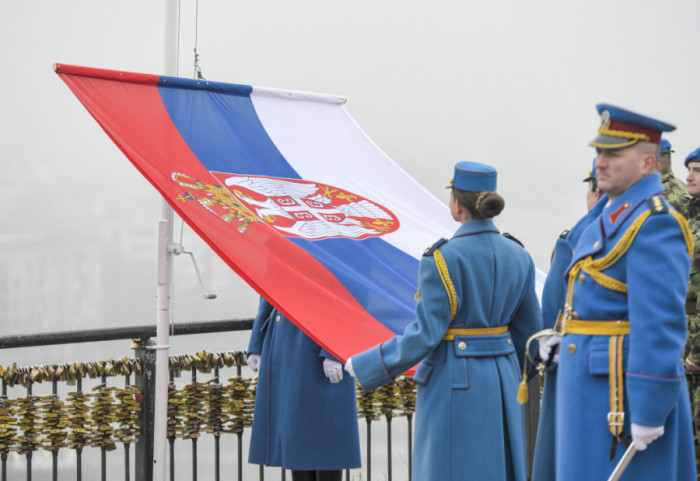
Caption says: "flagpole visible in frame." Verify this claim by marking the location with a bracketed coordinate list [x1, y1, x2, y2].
[152, 1, 178, 480]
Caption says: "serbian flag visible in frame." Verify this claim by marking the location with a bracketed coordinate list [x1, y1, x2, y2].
[55, 64, 544, 363]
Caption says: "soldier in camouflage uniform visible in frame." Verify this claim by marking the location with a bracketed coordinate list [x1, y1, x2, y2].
[661, 138, 690, 217]
[684, 147, 700, 479]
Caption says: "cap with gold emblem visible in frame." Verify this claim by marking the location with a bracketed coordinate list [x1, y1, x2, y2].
[446, 161, 497, 192]
[589, 104, 676, 150]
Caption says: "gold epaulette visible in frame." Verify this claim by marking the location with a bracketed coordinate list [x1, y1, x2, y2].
[648, 194, 668, 214]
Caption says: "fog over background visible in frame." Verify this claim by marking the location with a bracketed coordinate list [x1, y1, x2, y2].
[2, 1, 700, 477]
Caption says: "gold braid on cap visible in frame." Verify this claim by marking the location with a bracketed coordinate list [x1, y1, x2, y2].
[475, 191, 494, 212]
[597, 127, 649, 142]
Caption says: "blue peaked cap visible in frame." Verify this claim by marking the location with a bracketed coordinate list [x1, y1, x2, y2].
[685, 148, 700, 168]
[660, 138, 673, 153]
[448, 161, 497, 191]
[590, 104, 675, 149]
[583, 158, 596, 182]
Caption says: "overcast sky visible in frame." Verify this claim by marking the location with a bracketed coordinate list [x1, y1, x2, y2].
[2, 0, 700, 337]
[2, 2, 700, 478]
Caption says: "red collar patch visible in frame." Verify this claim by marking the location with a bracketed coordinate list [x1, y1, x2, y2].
[609, 202, 631, 224]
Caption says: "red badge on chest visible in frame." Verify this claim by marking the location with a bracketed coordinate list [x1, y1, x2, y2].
[609, 202, 631, 224]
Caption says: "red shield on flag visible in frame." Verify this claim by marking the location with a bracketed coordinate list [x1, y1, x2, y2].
[175, 172, 402, 241]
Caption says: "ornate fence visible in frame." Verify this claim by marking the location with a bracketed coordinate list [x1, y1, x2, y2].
[0, 320, 458, 481]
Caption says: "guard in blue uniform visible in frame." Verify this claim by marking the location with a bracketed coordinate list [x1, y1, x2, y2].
[584, 158, 602, 210]
[540, 104, 696, 480]
[531, 159, 604, 481]
[247, 297, 361, 481]
[345, 162, 542, 481]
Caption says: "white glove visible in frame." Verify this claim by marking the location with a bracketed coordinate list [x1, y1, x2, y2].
[631, 423, 664, 451]
[344, 357, 356, 379]
[538, 334, 562, 364]
[247, 353, 261, 373]
[323, 358, 343, 384]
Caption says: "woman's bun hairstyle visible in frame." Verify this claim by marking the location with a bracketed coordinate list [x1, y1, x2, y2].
[452, 189, 505, 219]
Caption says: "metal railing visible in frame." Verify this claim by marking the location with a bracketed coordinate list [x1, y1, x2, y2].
[0, 320, 455, 481]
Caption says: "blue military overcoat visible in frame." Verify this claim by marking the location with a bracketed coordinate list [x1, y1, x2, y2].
[532, 200, 604, 481]
[247, 298, 361, 470]
[352, 218, 542, 481]
[556, 173, 696, 480]
[532, 233, 573, 481]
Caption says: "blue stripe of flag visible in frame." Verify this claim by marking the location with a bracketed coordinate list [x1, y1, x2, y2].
[158, 82, 418, 334]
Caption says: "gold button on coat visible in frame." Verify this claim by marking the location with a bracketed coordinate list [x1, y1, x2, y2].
[458, 342, 467, 350]
[276, 315, 281, 323]
[568, 344, 576, 353]
[578, 275, 585, 283]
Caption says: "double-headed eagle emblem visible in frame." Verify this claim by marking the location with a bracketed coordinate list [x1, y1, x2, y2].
[173, 172, 399, 240]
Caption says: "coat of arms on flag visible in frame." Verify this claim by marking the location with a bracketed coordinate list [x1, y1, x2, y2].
[175, 172, 400, 241]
